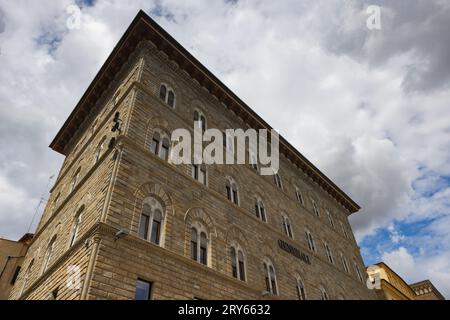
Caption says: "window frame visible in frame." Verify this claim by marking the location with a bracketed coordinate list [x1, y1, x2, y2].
[226, 178, 239, 205]
[324, 242, 334, 265]
[282, 214, 294, 239]
[159, 83, 176, 108]
[193, 109, 207, 133]
[137, 197, 165, 246]
[230, 244, 247, 282]
[305, 230, 316, 252]
[295, 187, 304, 206]
[274, 174, 283, 189]
[296, 277, 307, 300]
[68, 208, 83, 248]
[192, 164, 208, 186]
[150, 130, 171, 161]
[326, 210, 335, 228]
[255, 198, 267, 222]
[263, 259, 278, 296]
[311, 198, 320, 217]
[135, 278, 153, 300]
[190, 223, 209, 266]
[42, 236, 57, 275]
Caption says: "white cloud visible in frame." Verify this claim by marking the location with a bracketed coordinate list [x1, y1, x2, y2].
[382, 246, 450, 298]
[0, 0, 448, 298]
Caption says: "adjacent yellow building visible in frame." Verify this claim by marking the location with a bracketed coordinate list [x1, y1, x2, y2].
[366, 262, 444, 300]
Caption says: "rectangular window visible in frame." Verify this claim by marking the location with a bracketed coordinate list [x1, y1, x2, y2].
[150, 220, 161, 245]
[135, 279, 152, 300]
[200, 247, 207, 265]
[192, 165, 199, 180]
[232, 190, 238, 205]
[160, 145, 168, 161]
[191, 241, 198, 261]
[238, 261, 245, 281]
[226, 186, 232, 201]
[232, 263, 237, 278]
[199, 167, 206, 185]
[150, 139, 159, 155]
[138, 214, 150, 240]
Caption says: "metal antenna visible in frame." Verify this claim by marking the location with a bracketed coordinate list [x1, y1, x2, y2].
[27, 174, 55, 233]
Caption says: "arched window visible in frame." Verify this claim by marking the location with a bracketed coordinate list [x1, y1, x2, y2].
[274, 174, 283, 189]
[42, 236, 57, 274]
[324, 242, 334, 264]
[223, 131, 234, 153]
[150, 130, 170, 161]
[190, 228, 198, 261]
[249, 151, 258, 171]
[191, 224, 208, 266]
[51, 192, 61, 214]
[68, 207, 83, 248]
[159, 84, 167, 101]
[296, 277, 307, 300]
[167, 91, 175, 108]
[295, 187, 304, 205]
[159, 84, 176, 108]
[94, 137, 106, 164]
[192, 164, 207, 185]
[70, 168, 81, 192]
[354, 261, 364, 282]
[254, 199, 267, 222]
[90, 119, 98, 137]
[320, 286, 329, 300]
[305, 230, 315, 252]
[311, 199, 320, 217]
[193, 110, 206, 133]
[230, 245, 246, 281]
[341, 253, 349, 273]
[340, 221, 349, 238]
[200, 232, 208, 265]
[282, 214, 294, 239]
[263, 259, 278, 295]
[326, 210, 335, 228]
[20, 259, 34, 296]
[226, 178, 239, 205]
[138, 198, 164, 246]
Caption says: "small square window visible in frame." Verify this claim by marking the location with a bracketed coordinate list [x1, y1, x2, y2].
[135, 279, 152, 300]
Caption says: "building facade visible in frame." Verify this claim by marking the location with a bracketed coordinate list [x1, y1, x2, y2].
[366, 263, 445, 300]
[0, 234, 33, 300]
[410, 280, 445, 300]
[9, 11, 375, 300]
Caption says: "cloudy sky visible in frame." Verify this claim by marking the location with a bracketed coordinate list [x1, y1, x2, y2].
[0, 0, 449, 298]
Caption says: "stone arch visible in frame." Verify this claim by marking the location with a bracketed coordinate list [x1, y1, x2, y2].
[225, 226, 249, 249]
[131, 182, 174, 237]
[157, 73, 181, 99]
[184, 207, 217, 268]
[256, 240, 282, 272]
[184, 207, 217, 238]
[188, 98, 207, 116]
[145, 116, 171, 149]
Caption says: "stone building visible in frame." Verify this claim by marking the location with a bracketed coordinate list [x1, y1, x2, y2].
[410, 280, 445, 300]
[366, 262, 445, 300]
[0, 234, 33, 300]
[9, 10, 375, 300]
